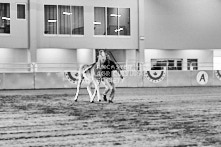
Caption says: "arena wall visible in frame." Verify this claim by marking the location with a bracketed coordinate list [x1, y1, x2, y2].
[1, 70, 221, 90]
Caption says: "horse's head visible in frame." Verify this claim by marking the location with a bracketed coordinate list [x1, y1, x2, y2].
[98, 50, 107, 64]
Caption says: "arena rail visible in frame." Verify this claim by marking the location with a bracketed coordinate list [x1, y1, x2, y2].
[0, 63, 221, 89]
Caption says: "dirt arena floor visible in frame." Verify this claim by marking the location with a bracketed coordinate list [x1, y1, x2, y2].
[0, 87, 221, 147]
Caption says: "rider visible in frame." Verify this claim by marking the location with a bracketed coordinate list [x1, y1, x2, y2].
[100, 53, 123, 103]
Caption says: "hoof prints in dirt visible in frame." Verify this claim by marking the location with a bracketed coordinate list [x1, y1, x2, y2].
[0, 93, 221, 146]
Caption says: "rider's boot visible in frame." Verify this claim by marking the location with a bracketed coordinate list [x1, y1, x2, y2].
[108, 100, 113, 103]
[103, 94, 107, 101]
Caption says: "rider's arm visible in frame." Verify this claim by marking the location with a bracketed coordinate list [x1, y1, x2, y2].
[117, 68, 123, 79]
[115, 63, 123, 79]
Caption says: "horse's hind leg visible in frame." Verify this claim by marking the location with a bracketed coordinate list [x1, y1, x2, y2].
[74, 77, 83, 102]
[90, 87, 98, 103]
[96, 82, 102, 102]
[91, 80, 101, 102]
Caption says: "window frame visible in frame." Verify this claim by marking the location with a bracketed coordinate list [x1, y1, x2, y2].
[0, 3, 11, 35]
[16, 3, 26, 20]
[44, 4, 84, 36]
[94, 7, 106, 36]
[118, 8, 130, 36]
[58, 5, 71, 35]
[44, 5, 58, 35]
[187, 59, 198, 70]
[94, 7, 131, 37]
[71, 6, 84, 35]
[151, 58, 183, 70]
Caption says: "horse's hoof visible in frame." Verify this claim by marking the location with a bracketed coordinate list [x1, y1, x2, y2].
[90, 101, 94, 103]
[74, 99, 78, 102]
[103, 95, 107, 101]
[98, 99, 101, 102]
[108, 100, 113, 103]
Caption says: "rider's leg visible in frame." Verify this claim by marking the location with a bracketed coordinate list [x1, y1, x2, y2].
[102, 78, 110, 101]
[109, 81, 116, 103]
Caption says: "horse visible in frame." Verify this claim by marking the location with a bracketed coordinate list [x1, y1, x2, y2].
[74, 50, 107, 103]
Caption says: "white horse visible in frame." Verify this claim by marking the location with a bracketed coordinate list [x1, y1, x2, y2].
[74, 50, 107, 103]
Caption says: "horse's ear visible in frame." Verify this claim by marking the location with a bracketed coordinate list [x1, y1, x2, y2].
[107, 55, 111, 60]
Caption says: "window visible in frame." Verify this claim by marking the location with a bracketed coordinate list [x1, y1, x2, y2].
[17, 4, 25, 19]
[151, 59, 167, 70]
[119, 8, 130, 36]
[187, 59, 198, 70]
[71, 6, 84, 35]
[94, 7, 106, 35]
[44, 5, 57, 34]
[44, 5, 84, 35]
[58, 5, 71, 34]
[0, 3, 10, 34]
[151, 59, 183, 70]
[107, 8, 118, 35]
[94, 7, 130, 36]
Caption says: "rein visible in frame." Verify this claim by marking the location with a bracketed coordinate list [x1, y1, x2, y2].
[107, 51, 122, 70]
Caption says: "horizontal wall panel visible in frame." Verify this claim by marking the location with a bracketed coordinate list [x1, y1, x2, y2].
[63, 71, 78, 88]
[212, 70, 221, 86]
[190, 71, 214, 86]
[143, 70, 167, 87]
[4, 73, 34, 89]
[167, 71, 191, 87]
[35, 72, 64, 89]
[0, 73, 3, 89]
[113, 71, 143, 87]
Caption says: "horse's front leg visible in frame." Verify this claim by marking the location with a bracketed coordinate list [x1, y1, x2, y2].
[91, 80, 101, 102]
[74, 77, 82, 102]
[96, 83, 101, 102]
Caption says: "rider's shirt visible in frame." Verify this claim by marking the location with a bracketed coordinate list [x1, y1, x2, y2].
[100, 60, 117, 78]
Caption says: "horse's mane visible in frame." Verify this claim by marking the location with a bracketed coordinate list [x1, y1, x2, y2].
[88, 62, 96, 71]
